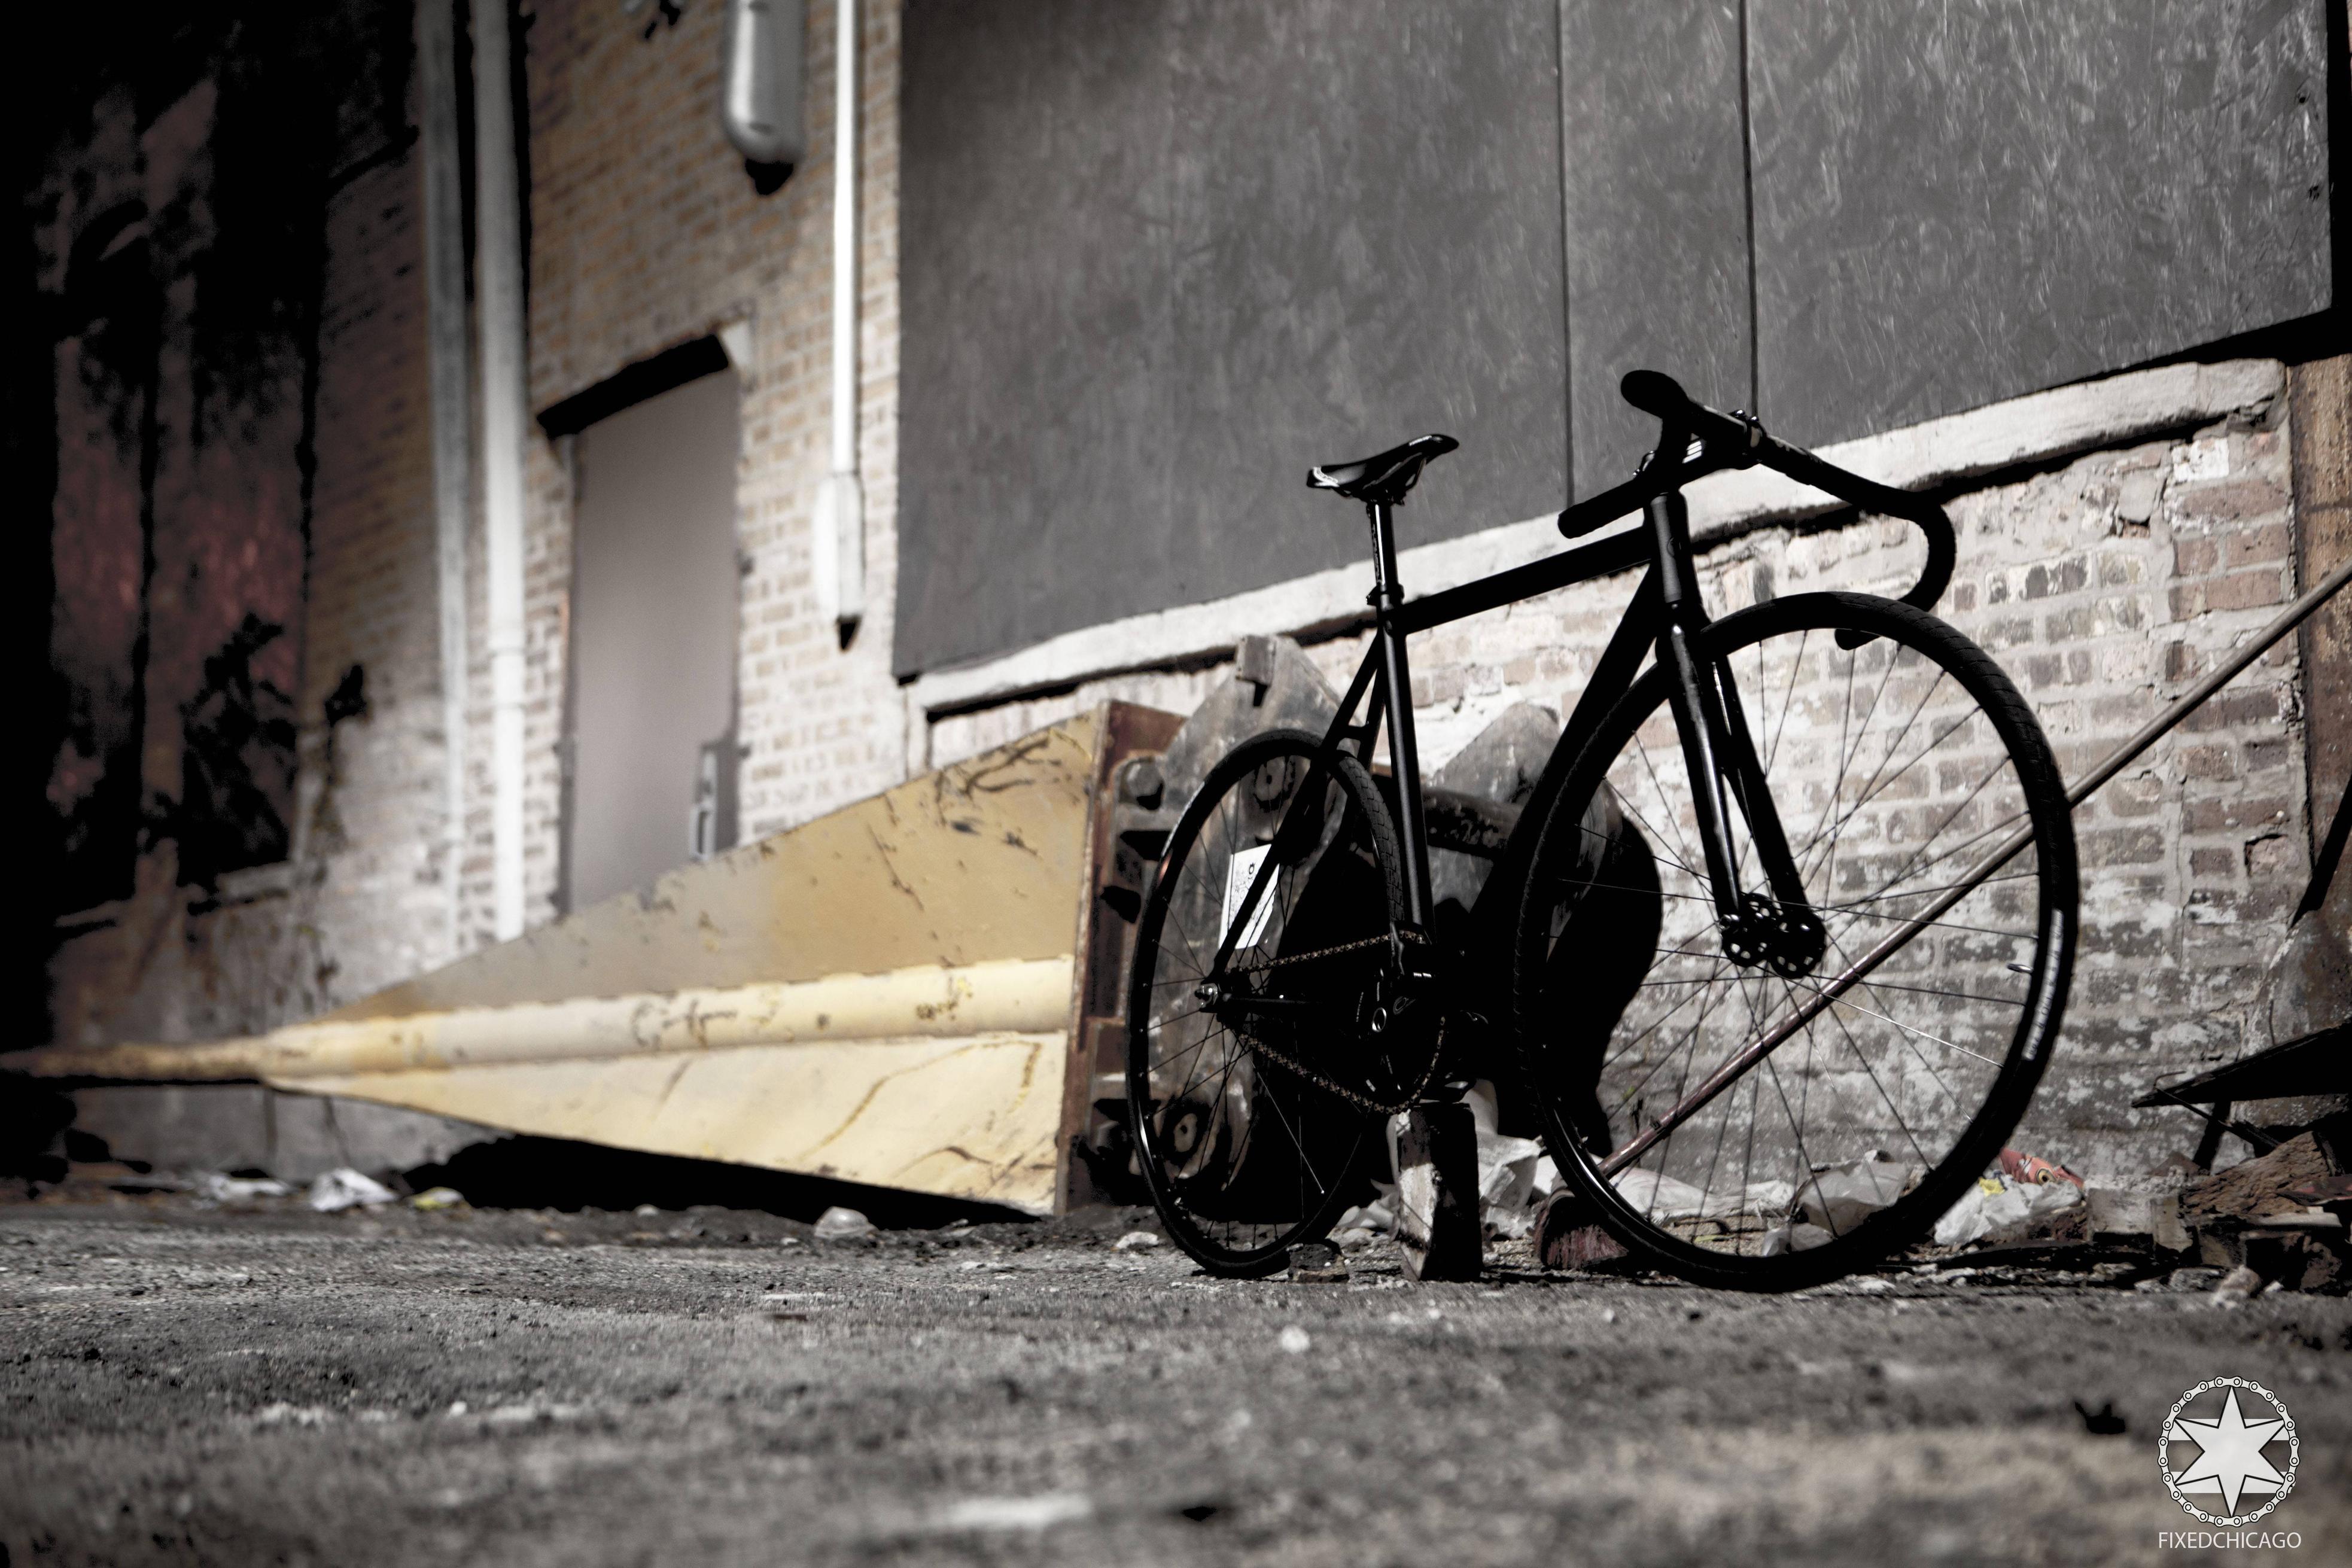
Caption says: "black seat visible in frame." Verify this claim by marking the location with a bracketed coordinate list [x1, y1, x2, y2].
[1306, 433, 1458, 506]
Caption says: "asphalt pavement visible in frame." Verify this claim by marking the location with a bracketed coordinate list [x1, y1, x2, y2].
[2, 1189, 2346, 1566]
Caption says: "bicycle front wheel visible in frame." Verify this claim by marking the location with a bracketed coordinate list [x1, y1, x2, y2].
[1127, 729, 1411, 1278]
[1513, 592, 2076, 1289]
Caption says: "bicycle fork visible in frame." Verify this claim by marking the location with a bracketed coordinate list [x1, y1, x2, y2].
[1647, 492, 1824, 978]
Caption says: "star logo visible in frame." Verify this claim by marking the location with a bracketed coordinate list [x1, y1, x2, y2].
[2161, 1378, 2298, 1526]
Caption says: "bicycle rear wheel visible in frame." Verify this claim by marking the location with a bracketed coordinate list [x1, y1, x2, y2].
[1127, 729, 1412, 1277]
[1513, 592, 2076, 1289]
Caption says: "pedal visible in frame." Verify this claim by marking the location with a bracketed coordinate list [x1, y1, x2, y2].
[1391, 1101, 1481, 1282]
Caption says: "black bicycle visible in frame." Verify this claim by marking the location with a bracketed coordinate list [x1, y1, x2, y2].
[1125, 370, 2077, 1289]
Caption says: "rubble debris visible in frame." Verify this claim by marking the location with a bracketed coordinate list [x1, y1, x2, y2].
[2136, 1267, 2226, 1293]
[2174, 1128, 2350, 1291]
[1112, 1230, 1160, 1252]
[2085, 1187, 2190, 1251]
[2180, 1131, 2338, 1228]
[2213, 1265, 2266, 1303]
[812, 1205, 875, 1241]
[409, 1186, 466, 1211]
[306, 1168, 396, 1213]
[1532, 1189, 1629, 1271]
[1286, 1241, 1347, 1283]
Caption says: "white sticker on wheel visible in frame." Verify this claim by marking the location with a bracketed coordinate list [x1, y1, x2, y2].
[1222, 845, 1277, 949]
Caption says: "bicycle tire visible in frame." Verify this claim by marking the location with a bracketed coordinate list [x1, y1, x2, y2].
[1512, 592, 2077, 1290]
[1127, 729, 1410, 1278]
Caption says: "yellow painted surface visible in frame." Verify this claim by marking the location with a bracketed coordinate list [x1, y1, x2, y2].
[329, 715, 1106, 1017]
[21, 958, 1072, 1082]
[7, 717, 1115, 1214]
[294, 1031, 1069, 1213]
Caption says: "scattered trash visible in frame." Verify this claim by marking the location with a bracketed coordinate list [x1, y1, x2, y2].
[1335, 1195, 1395, 1236]
[1932, 1173, 2082, 1248]
[1112, 1231, 1161, 1252]
[1276, 1325, 1312, 1354]
[2133, 1266, 2226, 1294]
[306, 1168, 398, 1213]
[194, 1172, 294, 1204]
[1758, 1222, 1834, 1255]
[936, 1493, 1094, 1533]
[409, 1187, 466, 1212]
[1794, 1158, 1916, 1234]
[1998, 1147, 2084, 1188]
[1612, 1168, 1715, 1220]
[1461, 1082, 1552, 1237]
[1286, 1241, 1347, 1283]
[812, 1206, 875, 1241]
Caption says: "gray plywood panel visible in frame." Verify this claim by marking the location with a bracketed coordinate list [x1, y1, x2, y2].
[1749, 0, 2332, 449]
[1161, 0, 1568, 606]
[1562, 0, 1753, 498]
[895, 0, 1180, 677]
[895, 1, 1566, 677]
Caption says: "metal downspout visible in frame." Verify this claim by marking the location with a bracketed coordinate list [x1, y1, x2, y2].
[473, 0, 530, 939]
[814, 0, 863, 641]
[418, 0, 473, 957]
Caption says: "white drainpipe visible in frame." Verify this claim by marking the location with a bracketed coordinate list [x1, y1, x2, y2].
[813, 0, 863, 638]
[473, 0, 530, 940]
[417, 0, 471, 960]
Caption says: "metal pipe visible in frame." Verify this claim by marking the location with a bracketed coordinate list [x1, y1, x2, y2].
[418, 0, 473, 959]
[10, 957, 1075, 1082]
[473, 0, 530, 939]
[813, 0, 863, 638]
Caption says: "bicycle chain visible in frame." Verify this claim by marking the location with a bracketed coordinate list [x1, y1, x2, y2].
[1219, 934, 1451, 1117]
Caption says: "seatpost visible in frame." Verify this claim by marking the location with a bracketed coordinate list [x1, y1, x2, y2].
[1367, 501, 1434, 930]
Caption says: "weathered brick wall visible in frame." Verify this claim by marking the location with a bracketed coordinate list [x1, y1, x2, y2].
[45, 69, 463, 1047]
[927, 379, 2318, 1182]
[460, 0, 908, 946]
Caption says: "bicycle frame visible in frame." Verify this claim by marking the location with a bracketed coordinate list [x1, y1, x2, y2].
[1204, 374, 1966, 1111]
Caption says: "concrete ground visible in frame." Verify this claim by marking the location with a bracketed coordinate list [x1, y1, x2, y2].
[2, 1187, 2346, 1567]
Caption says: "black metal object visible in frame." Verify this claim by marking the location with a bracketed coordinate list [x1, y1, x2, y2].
[2132, 1024, 2351, 1109]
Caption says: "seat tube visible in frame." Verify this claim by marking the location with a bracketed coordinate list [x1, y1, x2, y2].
[1367, 501, 1434, 928]
[1648, 491, 1743, 919]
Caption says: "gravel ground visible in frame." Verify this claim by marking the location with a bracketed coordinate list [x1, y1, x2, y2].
[1, 1187, 2347, 1567]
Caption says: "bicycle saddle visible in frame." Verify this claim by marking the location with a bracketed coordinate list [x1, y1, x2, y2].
[1306, 433, 1458, 506]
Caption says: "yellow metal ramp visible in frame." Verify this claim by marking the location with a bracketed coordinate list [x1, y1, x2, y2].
[12, 705, 1179, 1215]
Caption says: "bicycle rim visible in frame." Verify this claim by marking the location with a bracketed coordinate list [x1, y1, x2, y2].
[1127, 730, 1406, 1277]
[1514, 592, 2077, 1289]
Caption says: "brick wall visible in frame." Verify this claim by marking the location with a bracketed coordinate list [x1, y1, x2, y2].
[458, 0, 908, 946]
[925, 383, 2318, 1182]
[44, 54, 463, 1047]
